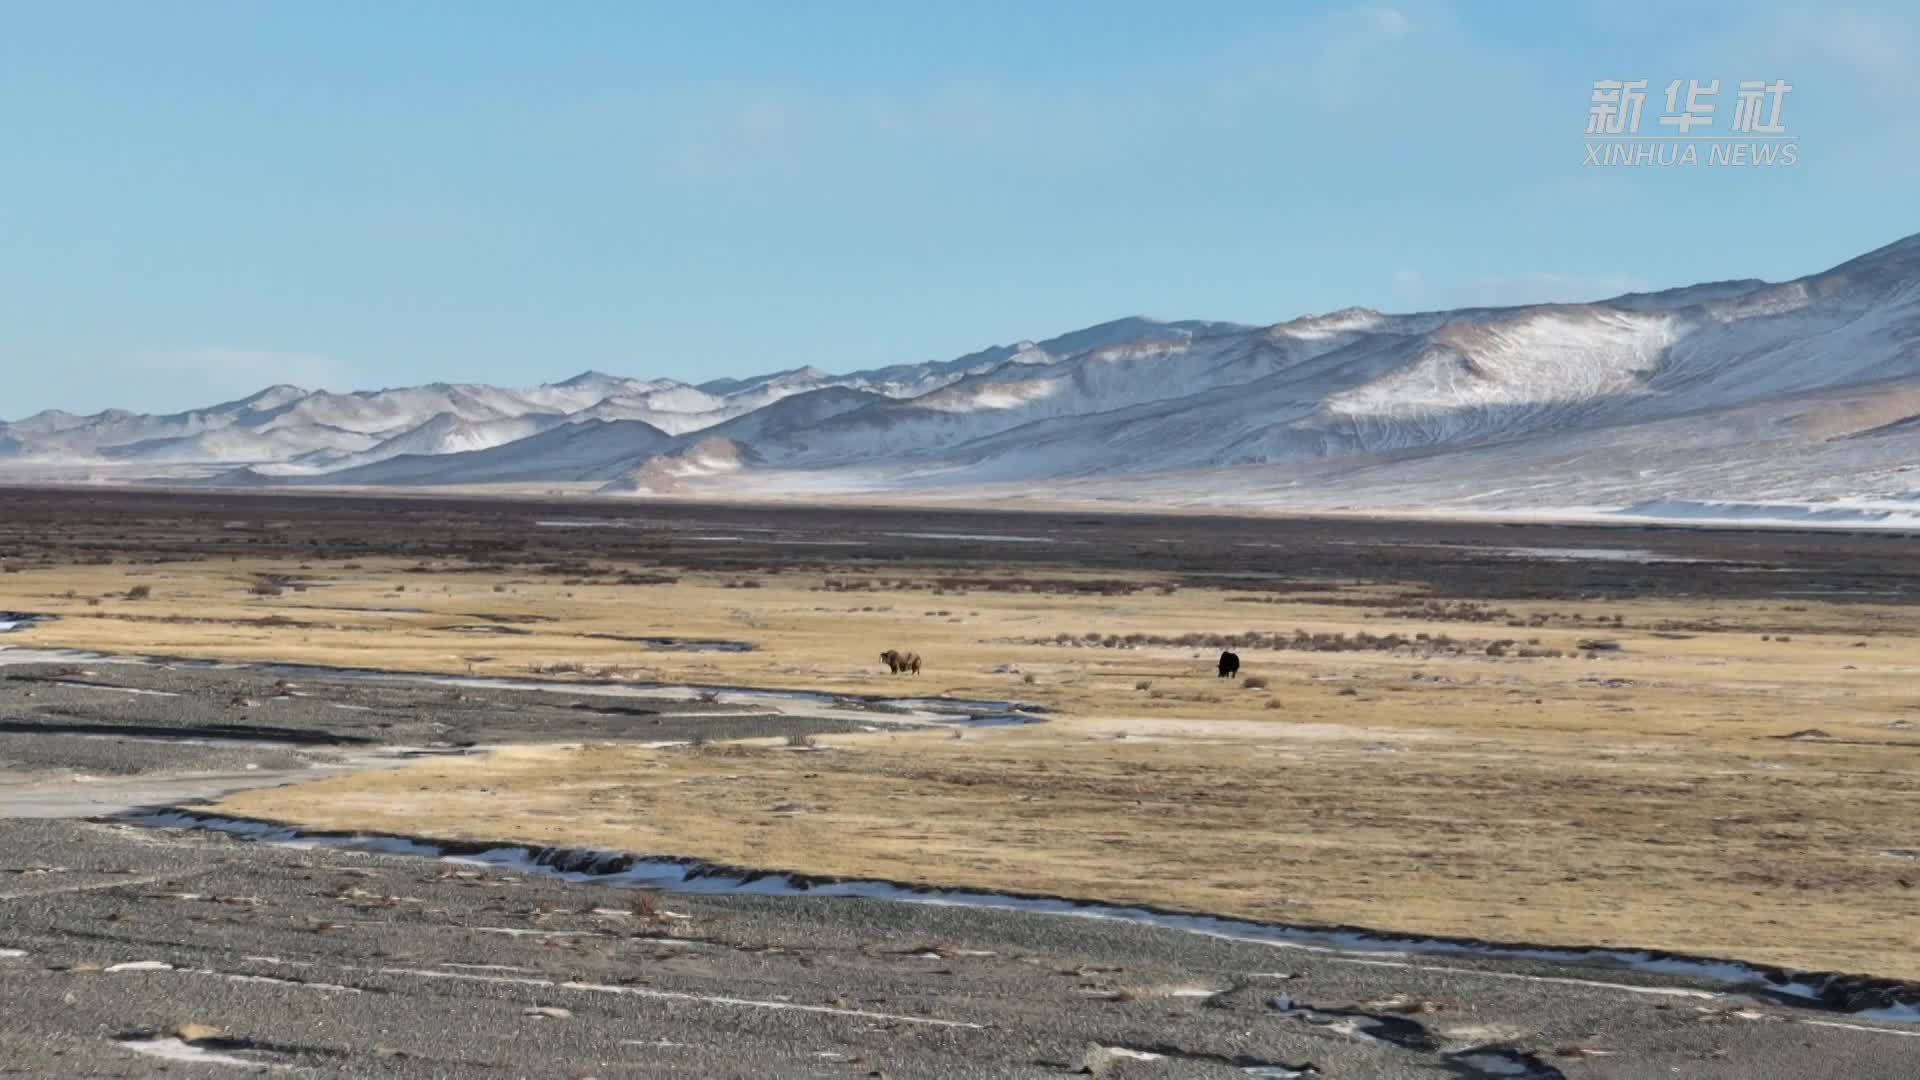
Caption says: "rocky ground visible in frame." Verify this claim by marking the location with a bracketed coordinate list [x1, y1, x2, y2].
[0, 658, 892, 821]
[1, 659, 1917, 1077]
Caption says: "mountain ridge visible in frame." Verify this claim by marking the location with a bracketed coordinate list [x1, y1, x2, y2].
[6, 232, 1919, 520]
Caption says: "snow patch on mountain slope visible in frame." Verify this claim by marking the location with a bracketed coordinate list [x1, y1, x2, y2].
[319, 419, 673, 485]
[100, 424, 380, 464]
[311, 412, 569, 472]
[0, 315, 1251, 471]
[1324, 309, 1676, 419]
[741, 330, 1374, 469]
[599, 438, 762, 494]
[1271, 306, 1386, 340]
[573, 394, 765, 436]
[9, 233, 1920, 522]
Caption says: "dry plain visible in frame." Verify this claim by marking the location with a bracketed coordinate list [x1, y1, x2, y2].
[3, 488, 1918, 992]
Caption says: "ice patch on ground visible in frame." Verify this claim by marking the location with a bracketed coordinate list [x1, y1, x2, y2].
[72, 683, 178, 697]
[125, 810, 1920, 1023]
[1804, 1015, 1920, 1037]
[133, 812, 442, 856]
[0, 648, 139, 667]
[1448, 1047, 1566, 1078]
[194, 969, 362, 994]
[116, 1036, 282, 1070]
[372, 966, 985, 1028]
[1329, 953, 1718, 1000]
[0, 648, 1046, 730]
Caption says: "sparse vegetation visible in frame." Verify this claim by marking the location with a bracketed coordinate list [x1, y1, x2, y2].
[11, 489, 1920, 985]
[1028, 628, 1565, 659]
[821, 574, 1155, 597]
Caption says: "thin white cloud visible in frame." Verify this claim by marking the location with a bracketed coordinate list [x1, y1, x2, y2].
[1347, 6, 1414, 37]
[1696, 3, 1920, 178]
[560, 6, 1460, 184]
[1768, 7, 1917, 96]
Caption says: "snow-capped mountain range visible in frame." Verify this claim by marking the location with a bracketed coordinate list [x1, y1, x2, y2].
[7, 233, 1920, 524]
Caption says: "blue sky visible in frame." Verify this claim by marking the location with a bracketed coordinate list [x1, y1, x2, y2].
[1, 1, 1914, 415]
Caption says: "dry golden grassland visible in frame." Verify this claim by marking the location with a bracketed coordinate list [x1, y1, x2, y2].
[8, 554, 1920, 977]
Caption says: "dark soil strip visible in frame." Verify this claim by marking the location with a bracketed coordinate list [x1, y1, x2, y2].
[0, 719, 373, 746]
